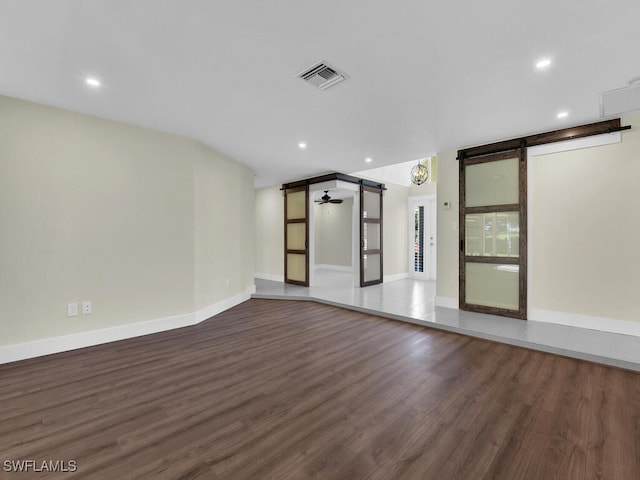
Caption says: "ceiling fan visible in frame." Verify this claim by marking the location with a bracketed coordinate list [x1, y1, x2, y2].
[314, 190, 343, 205]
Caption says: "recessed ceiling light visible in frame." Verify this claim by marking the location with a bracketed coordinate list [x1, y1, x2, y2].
[86, 77, 101, 87]
[298, 142, 307, 149]
[536, 58, 551, 69]
[365, 158, 372, 163]
[557, 111, 568, 119]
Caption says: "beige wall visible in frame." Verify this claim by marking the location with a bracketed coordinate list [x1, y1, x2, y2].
[0, 95, 254, 346]
[435, 112, 640, 324]
[254, 185, 284, 278]
[314, 199, 353, 267]
[382, 182, 409, 277]
[529, 112, 640, 322]
[434, 149, 459, 299]
[194, 143, 255, 311]
[408, 181, 437, 197]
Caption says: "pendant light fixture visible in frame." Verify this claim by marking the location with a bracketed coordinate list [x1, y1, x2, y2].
[410, 160, 429, 185]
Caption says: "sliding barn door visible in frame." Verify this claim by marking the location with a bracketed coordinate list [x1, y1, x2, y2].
[459, 149, 527, 319]
[284, 186, 309, 286]
[360, 185, 383, 287]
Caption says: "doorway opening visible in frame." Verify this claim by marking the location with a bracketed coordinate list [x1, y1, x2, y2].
[282, 173, 385, 288]
[409, 195, 436, 280]
[310, 188, 356, 288]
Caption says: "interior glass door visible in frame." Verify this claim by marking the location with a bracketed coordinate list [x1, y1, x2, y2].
[284, 186, 309, 286]
[360, 185, 383, 287]
[459, 149, 527, 319]
[410, 197, 436, 280]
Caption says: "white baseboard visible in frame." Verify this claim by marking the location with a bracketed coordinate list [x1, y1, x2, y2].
[0, 285, 255, 365]
[255, 272, 284, 282]
[383, 272, 409, 283]
[195, 285, 255, 322]
[314, 264, 353, 272]
[529, 308, 640, 336]
[435, 296, 459, 309]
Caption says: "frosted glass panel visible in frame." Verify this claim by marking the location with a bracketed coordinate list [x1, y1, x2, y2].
[287, 223, 306, 250]
[287, 191, 306, 219]
[466, 263, 519, 310]
[287, 254, 306, 282]
[363, 254, 381, 282]
[465, 212, 519, 257]
[466, 158, 519, 207]
[363, 223, 381, 250]
[363, 190, 381, 218]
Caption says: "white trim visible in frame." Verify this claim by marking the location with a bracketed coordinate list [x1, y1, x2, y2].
[435, 296, 459, 309]
[195, 285, 255, 322]
[527, 132, 621, 157]
[383, 272, 409, 283]
[529, 308, 640, 337]
[314, 264, 352, 272]
[0, 286, 255, 365]
[255, 272, 284, 282]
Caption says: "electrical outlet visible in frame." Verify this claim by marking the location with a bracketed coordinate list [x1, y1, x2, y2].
[82, 301, 92, 315]
[68, 303, 78, 317]
[225, 278, 230, 288]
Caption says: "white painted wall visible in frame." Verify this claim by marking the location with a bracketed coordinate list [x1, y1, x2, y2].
[0, 95, 255, 351]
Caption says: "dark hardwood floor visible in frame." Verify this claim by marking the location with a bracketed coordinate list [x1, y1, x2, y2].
[1, 299, 638, 479]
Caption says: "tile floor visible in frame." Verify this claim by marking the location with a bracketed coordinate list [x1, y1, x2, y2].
[253, 269, 640, 371]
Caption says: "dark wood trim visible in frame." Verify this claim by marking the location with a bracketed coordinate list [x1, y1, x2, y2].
[304, 185, 309, 286]
[464, 256, 520, 265]
[464, 204, 520, 215]
[462, 303, 525, 319]
[360, 185, 364, 287]
[284, 187, 288, 285]
[518, 147, 528, 319]
[360, 185, 384, 287]
[282, 172, 386, 191]
[459, 155, 466, 310]
[458, 118, 629, 159]
[283, 279, 307, 287]
[525, 121, 630, 148]
[462, 149, 521, 165]
[283, 186, 309, 286]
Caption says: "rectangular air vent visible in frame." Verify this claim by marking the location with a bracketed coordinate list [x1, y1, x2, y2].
[298, 61, 348, 90]
[601, 82, 640, 117]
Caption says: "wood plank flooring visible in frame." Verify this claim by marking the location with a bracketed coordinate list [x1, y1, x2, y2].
[1, 299, 639, 479]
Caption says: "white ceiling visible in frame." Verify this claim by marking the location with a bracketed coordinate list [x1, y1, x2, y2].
[1, 1, 638, 188]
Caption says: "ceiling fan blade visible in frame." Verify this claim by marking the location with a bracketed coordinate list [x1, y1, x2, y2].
[329, 199, 343, 203]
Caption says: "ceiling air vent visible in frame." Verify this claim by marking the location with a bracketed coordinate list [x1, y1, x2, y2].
[601, 79, 640, 117]
[298, 61, 348, 90]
